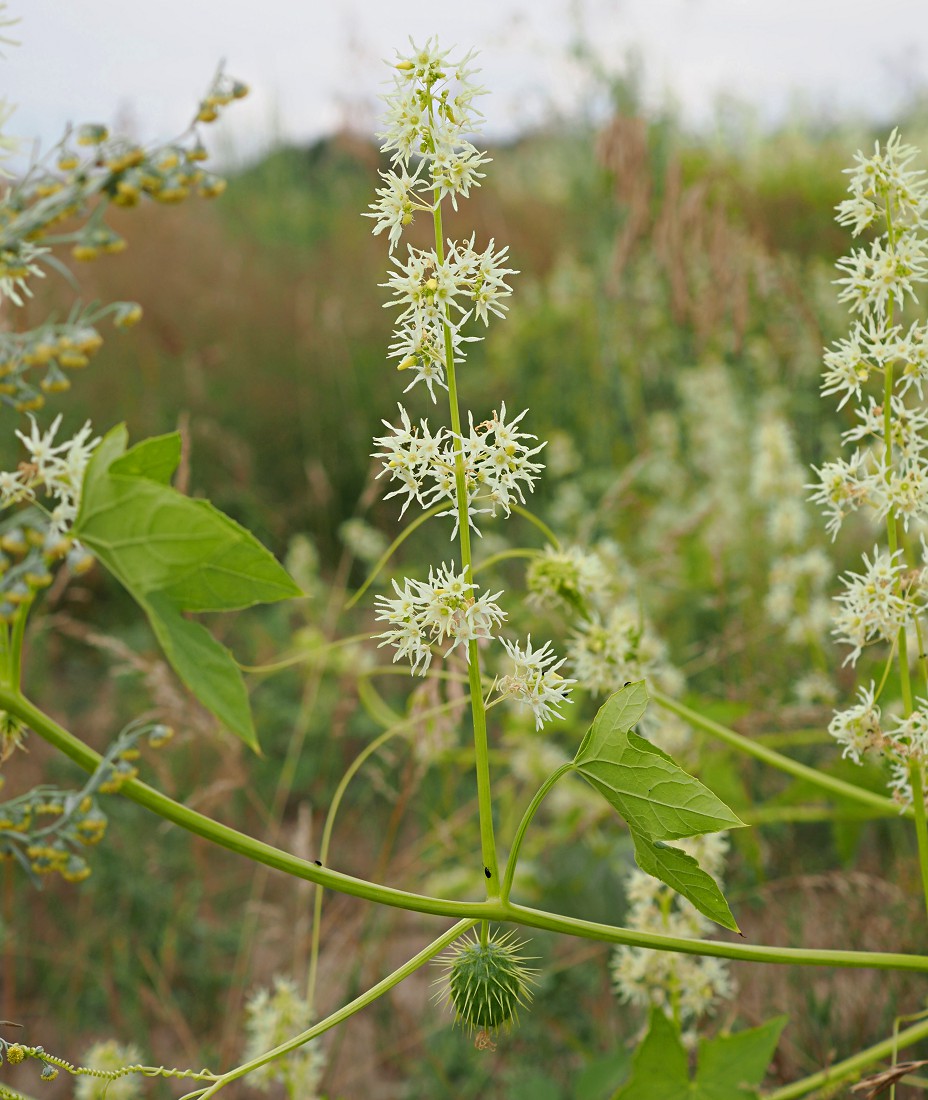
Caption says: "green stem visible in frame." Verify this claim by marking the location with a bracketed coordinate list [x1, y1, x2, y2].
[764, 1011, 928, 1099]
[307, 725, 401, 1015]
[472, 547, 541, 575]
[308, 695, 461, 1016]
[21, 689, 928, 973]
[8, 685, 490, 920]
[344, 503, 446, 610]
[909, 760, 928, 923]
[433, 193, 499, 893]
[187, 918, 477, 1099]
[237, 633, 372, 675]
[877, 204, 928, 920]
[5, 603, 29, 691]
[743, 804, 897, 826]
[0, 621, 9, 687]
[501, 762, 574, 903]
[651, 690, 908, 818]
[503, 899, 928, 972]
[510, 503, 562, 550]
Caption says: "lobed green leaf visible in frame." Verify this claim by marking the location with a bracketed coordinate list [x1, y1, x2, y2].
[73, 426, 300, 748]
[613, 1007, 787, 1100]
[631, 832, 739, 932]
[573, 685, 744, 841]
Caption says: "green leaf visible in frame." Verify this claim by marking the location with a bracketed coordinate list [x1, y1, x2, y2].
[109, 432, 182, 484]
[75, 450, 299, 612]
[631, 831, 739, 932]
[576, 1047, 631, 1100]
[144, 593, 258, 752]
[73, 425, 300, 748]
[613, 1008, 787, 1100]
[694, 1016, 788, 1099]
[81, 423, 128, 501]
[612, 1008, 690, 1100]
[573, 688, 744, 841]
[575, 681, 649, 764]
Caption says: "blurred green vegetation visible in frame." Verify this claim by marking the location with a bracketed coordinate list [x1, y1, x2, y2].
[10, 92, 928, 1098]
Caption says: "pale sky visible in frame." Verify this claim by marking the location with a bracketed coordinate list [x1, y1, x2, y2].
[5, 0, 928, 163]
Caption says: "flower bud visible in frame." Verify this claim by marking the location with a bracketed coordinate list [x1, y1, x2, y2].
[77, 123, 109, 145]
[112, 303, 143, 328]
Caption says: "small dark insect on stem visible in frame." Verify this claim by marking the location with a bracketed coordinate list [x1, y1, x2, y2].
[484, 867, 492, 879]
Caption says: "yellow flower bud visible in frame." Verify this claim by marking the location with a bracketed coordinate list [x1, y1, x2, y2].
[77, 123, 109, 146]
[23, 342, 56, 366]
[58, 351, 89, 370]
[112, 303, 143, 328]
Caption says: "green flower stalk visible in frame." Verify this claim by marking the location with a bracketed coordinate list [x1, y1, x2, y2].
[812, 131, 928, 915]
[364, 38, 575, 897]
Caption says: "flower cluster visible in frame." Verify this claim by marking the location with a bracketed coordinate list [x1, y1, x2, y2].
[375, 563, 505, 675]
[831, 546, 923, 665]
[525, 545, 611, 614]
[1, 69, 243, 317]
[812, 132, 928, 542]
[365, 39, 516, 400]
[498, 636, 575, 730]
[74, 1041, 144, 1100]
[611, 832, 734, 1037]
[366, 40, 572, 730]
[817, 132, 928, 794]
[566, 604, 689, 753]
[373, 401, 544, 529]
[0, 720, 171, 883]
[0, 413, 100, 536]
[243, 976, 325, 1098]
[829, 682, 928, 808]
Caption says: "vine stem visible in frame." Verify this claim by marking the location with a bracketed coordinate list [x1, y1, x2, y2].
[183, 918, 478, 1099]
[764, 1010, 928, 1100]
[501, 762, 574, 903]
[650, 690, 907, 818]
[307, 689, 471, 1015]
[343, 503, 447, 611]
[307, 725, 400, 1016]
[908, 759, 928, 922]
[16, 688, 928, 972]
[432, 190, 499, 894]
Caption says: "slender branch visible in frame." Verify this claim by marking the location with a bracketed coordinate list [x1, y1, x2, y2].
[307, 725, 403, 1015]
[501, 762, 574, 903]
[472, 547, 541, 575]
[504, 900, 928, 973]
[764, 1010, 928, 1099]
[510, 503, 561, 550]
[343, 503, 446, 611]
[433, 185, 499, 893]
[186, 919, 478, 1099]
[19, 688, 928, 973]
[909, 760, 928, 922]
[6, 603, 29, 691]
[651, 690, 908, 818]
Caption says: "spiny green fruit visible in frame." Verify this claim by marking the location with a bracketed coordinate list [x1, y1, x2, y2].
[436, 928, 536, 1038]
